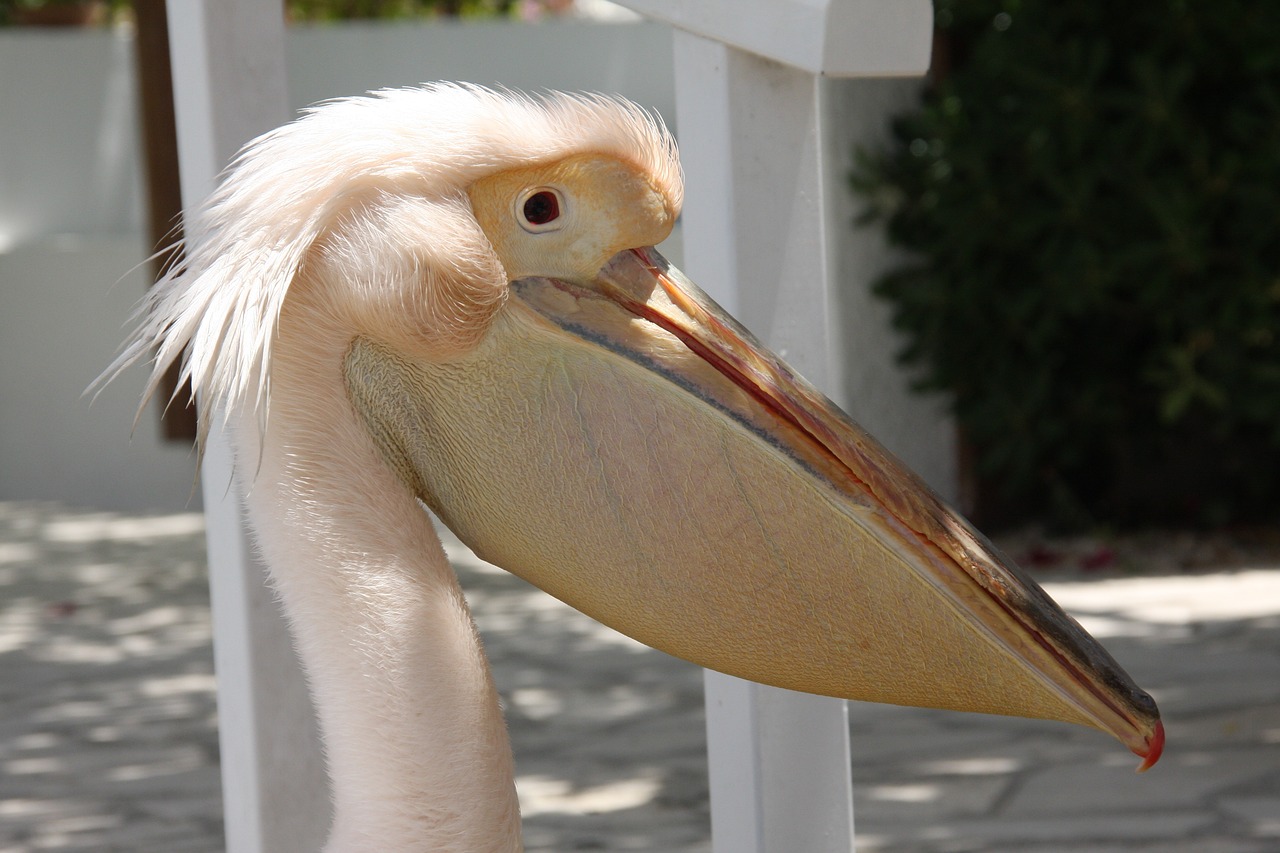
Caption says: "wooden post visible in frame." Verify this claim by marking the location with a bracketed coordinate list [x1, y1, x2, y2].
[615, 3, 934, 850]
[132, 0, 197, 441]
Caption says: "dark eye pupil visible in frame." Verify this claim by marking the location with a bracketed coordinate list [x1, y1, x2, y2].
[523, 191, 560, 225]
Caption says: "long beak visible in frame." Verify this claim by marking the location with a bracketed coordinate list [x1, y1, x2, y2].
[344, 246, 1163, 771]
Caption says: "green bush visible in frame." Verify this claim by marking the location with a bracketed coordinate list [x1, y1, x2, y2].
[285, 0, 516, 21]
[853, 0, 1280, 529]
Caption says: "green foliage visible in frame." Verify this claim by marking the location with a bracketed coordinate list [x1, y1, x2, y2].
[0, 0, 556, 27]
[853, 0, 1280, 528]
[285, 0, 519, 22]
[0, 0, 124, 26]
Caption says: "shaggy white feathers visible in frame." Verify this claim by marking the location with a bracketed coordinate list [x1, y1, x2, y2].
[105, 83, 681, 438]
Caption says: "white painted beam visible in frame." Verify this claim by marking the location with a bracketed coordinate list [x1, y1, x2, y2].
[672, 32, 857, 852]
[166, 2, 329, 850]
[619, 0, 933, 77]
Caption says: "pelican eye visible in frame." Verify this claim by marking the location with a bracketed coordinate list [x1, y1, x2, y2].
[517, 188, 564, 233]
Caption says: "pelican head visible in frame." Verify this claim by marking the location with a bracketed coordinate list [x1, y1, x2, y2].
[113, 84, 1160, 848]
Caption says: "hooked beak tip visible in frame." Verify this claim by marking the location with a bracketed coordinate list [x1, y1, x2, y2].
[1135, 720, 1165, 773]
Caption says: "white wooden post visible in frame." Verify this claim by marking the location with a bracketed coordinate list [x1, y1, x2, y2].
[166, 2, 330, 850]
[616, 2, 934, 850]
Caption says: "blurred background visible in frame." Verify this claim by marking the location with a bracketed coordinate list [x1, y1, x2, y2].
[854, 0, 1280, 534]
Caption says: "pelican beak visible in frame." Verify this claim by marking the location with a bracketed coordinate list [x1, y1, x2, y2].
[344, 246, 1163, 771]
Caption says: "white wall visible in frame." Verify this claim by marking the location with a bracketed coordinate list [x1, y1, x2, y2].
[0, 238, 201, 510]
[0, 29, 192, 511]
[286, 19, 675, 122]
[0, 20, 950, 512]
[0, 29, 145, 247]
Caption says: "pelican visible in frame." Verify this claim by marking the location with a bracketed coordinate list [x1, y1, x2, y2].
[108, 84, 1162, 851]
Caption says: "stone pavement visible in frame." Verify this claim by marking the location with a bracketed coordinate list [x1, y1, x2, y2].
[1, 500, 1278, 852]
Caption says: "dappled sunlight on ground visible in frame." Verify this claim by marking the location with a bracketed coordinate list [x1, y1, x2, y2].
[445, 525, 712, 851]
[3, 501, 1279, 852]
[0, 503, 711, 852]
[518, 771, 663, 817]
[1044, 570, 1280, 638]
[0, 503, 221, 852]
[848, 539, 1280, 852]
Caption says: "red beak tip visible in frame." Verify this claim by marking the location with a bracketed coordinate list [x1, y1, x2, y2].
[1135, 720, 1165, 773]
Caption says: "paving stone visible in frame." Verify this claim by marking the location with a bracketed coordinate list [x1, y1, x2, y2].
[898, 839, 1271, 853]
[4, 501, 1280, 852]
[1003, 748, 1279, 817]
[860, 809, 1217, 848]
[1219, 796, 1280, 837]
[856, 773, 1012, 823]
[1051, 843, 1270, 853]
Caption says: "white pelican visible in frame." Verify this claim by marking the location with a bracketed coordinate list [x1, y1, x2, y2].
[108, 84, 1162, 852]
